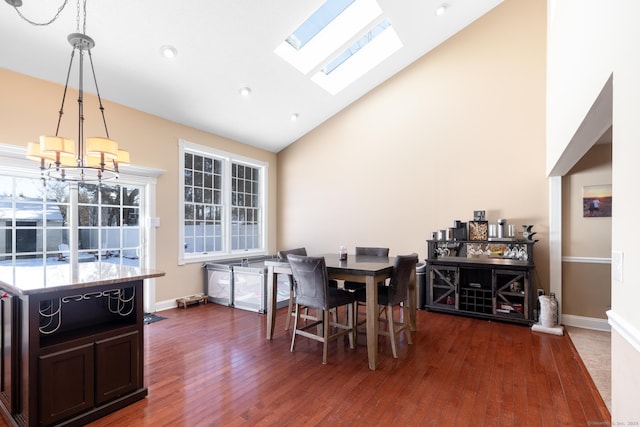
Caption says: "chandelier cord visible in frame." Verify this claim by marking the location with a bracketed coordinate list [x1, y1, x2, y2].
[76, 0, 87, 34]
[88, 50, 111, 140]
[12, 0, 69, 26]
[54, 49, 76, 138]
[10, 0, 87, 31]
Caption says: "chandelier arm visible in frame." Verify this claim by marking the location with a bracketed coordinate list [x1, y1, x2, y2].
[55, 48, 77, 137]
[13, 0, 69, 26]
[87, 50, 110, 139]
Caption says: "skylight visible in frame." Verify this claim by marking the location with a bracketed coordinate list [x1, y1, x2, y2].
[322, 18, 391, 75]
[274, 0, 402, 94]
[285, 0, 356, 51]
[311, 21, 401, 95]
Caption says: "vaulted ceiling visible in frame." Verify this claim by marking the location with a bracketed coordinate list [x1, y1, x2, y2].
[0, 0, 502, 152]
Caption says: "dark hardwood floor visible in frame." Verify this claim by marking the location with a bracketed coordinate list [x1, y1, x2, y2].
[8, 304, 611, 426]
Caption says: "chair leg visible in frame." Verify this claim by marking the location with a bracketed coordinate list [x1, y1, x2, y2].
[290, 303, 301, 353]
[322, 309, 330, 364]
[402, 303, 413, 345]
[387, 305, 398, 358]
[285, 288, 294, 331]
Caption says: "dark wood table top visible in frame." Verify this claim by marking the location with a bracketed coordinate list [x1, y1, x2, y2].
[266, 253, 394, 276]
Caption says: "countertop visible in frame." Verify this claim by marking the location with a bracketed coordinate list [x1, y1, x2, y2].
[427, 256, 533, 267]
[0, 262, 165, 295]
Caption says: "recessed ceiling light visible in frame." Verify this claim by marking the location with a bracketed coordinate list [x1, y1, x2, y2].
[290, 113, 299, 121]
[435, 4, 448, 16]
[239, 87, 251, 97]
[160, 45, 177, 59]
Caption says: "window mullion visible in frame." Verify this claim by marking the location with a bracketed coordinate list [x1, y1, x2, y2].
[223, 158, 232, 254]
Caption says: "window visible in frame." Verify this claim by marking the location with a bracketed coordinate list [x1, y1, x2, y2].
[285, 0, 356, 50]
[78, 183, 142, 264]
[0, 176, 70, 265]
[321, 18, 392, 75]
[0, 143, 158, 269]
[0, 176, 144, 267]
[179, 140, 267, 264]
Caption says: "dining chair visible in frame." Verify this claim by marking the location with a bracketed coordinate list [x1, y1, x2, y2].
[288, 254, 356, 364]
[343, 246, 390, 291]
[354, 253, 418, 358]
[277, 247, 308, 330]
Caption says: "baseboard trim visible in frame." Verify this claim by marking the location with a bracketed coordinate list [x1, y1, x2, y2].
[607, 309, 640, 353]
[562, 314, 611, 332]
[154, 298, 184, 312]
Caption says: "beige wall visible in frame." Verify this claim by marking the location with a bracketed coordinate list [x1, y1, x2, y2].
[562, 262, 611, 319]
[547, 0, 640, 421]
[611, 0, 640, 419]
[561, 143, 612, 319]
[278, 0, 549, 289]
[0, 68, 278, 303]
[562, 143, 612, 258]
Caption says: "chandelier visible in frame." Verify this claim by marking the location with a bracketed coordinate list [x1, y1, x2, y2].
[16, 0, 130, 182]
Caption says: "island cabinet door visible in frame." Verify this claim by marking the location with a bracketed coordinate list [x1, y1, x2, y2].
[95, 331, 140, 405]
[0, 294, 18, 414]
[39, 343, 95, 426]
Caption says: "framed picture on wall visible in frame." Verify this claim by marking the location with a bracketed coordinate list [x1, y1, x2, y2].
[583, 184, 612, 217]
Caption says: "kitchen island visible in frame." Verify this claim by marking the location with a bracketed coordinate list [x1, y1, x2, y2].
[0, 262, 164, 427]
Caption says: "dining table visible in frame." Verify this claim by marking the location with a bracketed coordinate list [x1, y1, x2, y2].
[265, 253, 417, 370]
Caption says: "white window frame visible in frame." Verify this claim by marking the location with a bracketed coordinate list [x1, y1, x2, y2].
[178, 139, 268, 265]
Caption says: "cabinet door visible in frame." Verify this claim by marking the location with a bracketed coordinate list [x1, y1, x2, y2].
[0, 295, 18, 414]
[493, 269, 529, 320]
[95, 331, 140, 405]
[39, 344, 95, 426]
[429, 265, 458, 308]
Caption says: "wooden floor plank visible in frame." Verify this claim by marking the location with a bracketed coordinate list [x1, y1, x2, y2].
[0, 304, 609, 427]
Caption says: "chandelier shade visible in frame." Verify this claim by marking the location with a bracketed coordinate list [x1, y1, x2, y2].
[116, 149, 131, 165]
[87, 137, 118, 159]
[40, 136, 75, 156]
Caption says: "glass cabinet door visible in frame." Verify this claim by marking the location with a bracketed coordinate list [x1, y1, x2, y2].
[493, 269, 528, 320]
[429, 265, 458, 308]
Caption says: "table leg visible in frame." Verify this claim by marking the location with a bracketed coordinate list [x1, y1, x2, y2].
[266, 266, 277, 340]
[366, 275, 378, 370]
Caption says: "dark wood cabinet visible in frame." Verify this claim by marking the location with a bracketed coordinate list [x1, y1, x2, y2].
[39, 344, 95, 426]
[0, 295, 18, 416]
[36, 330, 142, 426]
[31, 282, 146, 427]
[95, 331, 140, 405]
[0, 268, 161, 427]
[426, 240, 535, 325]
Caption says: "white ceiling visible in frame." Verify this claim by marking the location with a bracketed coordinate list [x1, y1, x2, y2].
[0, 0, 502, 153]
